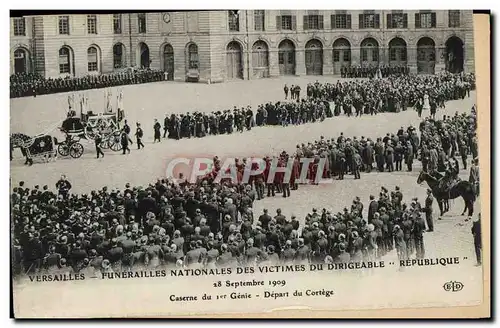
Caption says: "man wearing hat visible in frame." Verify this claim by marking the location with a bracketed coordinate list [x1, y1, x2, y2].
[469, 158, 480, 197]
[471, 213, 482, 266]
[423, 189, 435, 232]
[135, 122, 145, 149]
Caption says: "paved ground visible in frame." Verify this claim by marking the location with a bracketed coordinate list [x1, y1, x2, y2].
[11, 78, 483, 315]
[10, 77, 480, 256]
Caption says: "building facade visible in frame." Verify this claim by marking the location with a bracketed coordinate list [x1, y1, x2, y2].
[10, 10, 474, 83]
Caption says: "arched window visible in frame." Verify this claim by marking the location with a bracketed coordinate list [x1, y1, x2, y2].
[59, 47, 71, 74]
[87, 46, 98, 72]
[188, 43, 199, 69]
[113, 43, 125, 69]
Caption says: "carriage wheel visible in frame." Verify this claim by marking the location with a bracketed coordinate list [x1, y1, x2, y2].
[57, 143, 70, 157]
[84, 126, 96, 141]
[100, 139, 110, 149]
[69, 142, 84, 158]
[110, 137, 122, 152]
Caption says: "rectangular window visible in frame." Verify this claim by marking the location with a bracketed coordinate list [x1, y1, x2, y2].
[387, 13, 407, 28]
[58, 16, 69, 35]
[331, 14, 351, 29]
[358, 13, 380, 29]
[254, 10, 265, 31]
[87, 15, 97, 34]
[59, 55, 69, 74]
[343, 50, 350, 62]
[13, 18, 26, 36]
[333, 50, 340, 62]
[390, 48, 397, 61]
[415, 11, 436, 28]
[88, 49, 98, 72]
[303, 15, 323, 30]
[279, 15, 293, 30]
[228, 10, 240, 31]
[448, 10, 460, 27]
[113, 14, 122, 34]
[138, 13, 146, 33]
[361, 49, 367, 61]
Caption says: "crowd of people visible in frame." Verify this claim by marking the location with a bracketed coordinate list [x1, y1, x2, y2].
[12, 170, 435, 276]
[12, 105, 479, 276]
[340, 64, 410, 79]
[306, 72, 475, 117]
[10, 69, 165, 98]
[113, 73, 475, 148]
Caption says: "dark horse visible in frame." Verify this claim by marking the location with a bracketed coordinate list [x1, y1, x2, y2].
[417, 170, 476, 217]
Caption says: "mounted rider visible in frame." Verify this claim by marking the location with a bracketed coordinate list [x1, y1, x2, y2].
[439, 157, 460, 190]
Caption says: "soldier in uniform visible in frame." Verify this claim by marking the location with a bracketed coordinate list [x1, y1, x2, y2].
[471, 214, 482, 266]
[120, 130, 132, 155]
[153, 119, 161, 143]
[94, 132, 104, 159]
[423, 189, 434, 232]
[135, 123, 145, 149]
[469, 158, 480, 196]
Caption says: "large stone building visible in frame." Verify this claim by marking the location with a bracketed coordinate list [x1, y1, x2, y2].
[10, 10, 474, 83]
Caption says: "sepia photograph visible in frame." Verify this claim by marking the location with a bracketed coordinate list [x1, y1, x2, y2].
[9, 8, 490, 319]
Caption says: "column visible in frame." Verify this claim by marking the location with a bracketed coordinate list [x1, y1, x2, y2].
[323, 47, 333, 75]
[351, 46, 360, 66]
[269, 50, 280, 77]
[408, 45, 417, 74]
[295, 48, 306, 75]
[380, 46, 388, 66]
[435, 46, 446, 72]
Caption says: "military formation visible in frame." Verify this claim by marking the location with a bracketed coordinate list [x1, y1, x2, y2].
[340, 65, 410, 79]
[10, 69, 165, 98]
[11, 101, 480, 276]
[109, 73, 475, 153]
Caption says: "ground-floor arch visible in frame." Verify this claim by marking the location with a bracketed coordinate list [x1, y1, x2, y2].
[305, 39, 323, 75]
[226, 41, 243, 80]
[163, 44, 174, 80]
[138, 42, 150, 68]
[445, 36, 464, 73]
[251, 40, 269, 78]
[332, 38, 351, 75]
[388, 37, 407, 66]
[13, 48, 30, 74]
[360, 37, 379, 67]
[278, 39, 296, 75]
[417, 37, 436, 74]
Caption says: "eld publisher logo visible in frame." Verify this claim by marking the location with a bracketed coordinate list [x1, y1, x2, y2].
[443, 281, 464, 292]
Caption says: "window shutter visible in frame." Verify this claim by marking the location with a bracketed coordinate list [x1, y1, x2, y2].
[359, 14, 364, 28]
[291, 15, 296, 30]
[346, 14, 351, 29]
[374, 14, 380, 28]
[331, 14, 336, 29]
[303, 15, 309, 30]
[318, 15, 324, 29]
[387, 14, 392, 28]
[276, 15, 282, 30]
[403, 13, 408, 28]
[415, 13, 421, 28]
[431, 12, 436, 27]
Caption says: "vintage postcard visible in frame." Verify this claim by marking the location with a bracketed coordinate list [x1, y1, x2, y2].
[9, 9, 490, 318]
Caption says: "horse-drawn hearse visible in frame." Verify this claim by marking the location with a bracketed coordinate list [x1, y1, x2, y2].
[11, 89, 126, 165]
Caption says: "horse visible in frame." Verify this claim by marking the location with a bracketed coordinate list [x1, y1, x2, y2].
[10, 133, 58, 165]
[416, 170, 476, 217]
